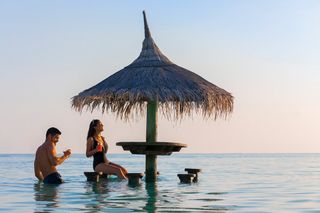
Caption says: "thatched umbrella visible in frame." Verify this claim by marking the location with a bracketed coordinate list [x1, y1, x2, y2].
[72, 11, 233, 182]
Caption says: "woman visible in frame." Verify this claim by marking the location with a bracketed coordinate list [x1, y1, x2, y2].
[86, 119, 128, 179]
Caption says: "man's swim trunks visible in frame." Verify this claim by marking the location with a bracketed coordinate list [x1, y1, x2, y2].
[43, 172, 63, 184]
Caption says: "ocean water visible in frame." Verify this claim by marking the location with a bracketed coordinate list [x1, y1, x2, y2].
[1, 153, 320, 212]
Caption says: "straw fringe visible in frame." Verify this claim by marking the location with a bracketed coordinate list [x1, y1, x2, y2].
[72, 88, 233, 121]
[71, 11, 234, 121]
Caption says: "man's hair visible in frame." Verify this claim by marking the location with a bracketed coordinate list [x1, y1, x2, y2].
[46, 127, 61, 137]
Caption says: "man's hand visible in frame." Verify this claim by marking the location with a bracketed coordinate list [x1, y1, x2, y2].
[63, 149, 71, 157]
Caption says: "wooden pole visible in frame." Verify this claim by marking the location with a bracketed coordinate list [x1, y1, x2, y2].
[145, 100, 158, 182]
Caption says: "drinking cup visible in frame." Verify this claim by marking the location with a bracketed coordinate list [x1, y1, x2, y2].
[97, 144, 103, 152]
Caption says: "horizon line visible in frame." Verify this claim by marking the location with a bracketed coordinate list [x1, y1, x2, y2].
[2, 152, 320, 155]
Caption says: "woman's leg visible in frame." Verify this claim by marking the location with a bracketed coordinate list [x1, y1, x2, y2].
[109, 162, 128, 175]
[95, 163, 127, 179]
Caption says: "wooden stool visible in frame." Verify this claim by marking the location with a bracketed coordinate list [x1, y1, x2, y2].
[84, 172, 103, 182]
[100, 173, 110, 179]
[127, 173, 144, 185]
[185, 168, 201, 182]
[177, 173, 195, 183]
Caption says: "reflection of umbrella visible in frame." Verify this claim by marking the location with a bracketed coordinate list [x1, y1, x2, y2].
[72, 11, 233, 182]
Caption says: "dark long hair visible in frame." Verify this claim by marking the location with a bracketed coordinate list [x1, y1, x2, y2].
[87, 119, 100, 139]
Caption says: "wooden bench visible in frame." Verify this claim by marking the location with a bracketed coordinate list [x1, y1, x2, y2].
[185, 168, 201, 182]
[84, 172, 109, 182]
[85, 172, 144, 185]
[177, 173, 195, 183]
[127, 173, 144, 185]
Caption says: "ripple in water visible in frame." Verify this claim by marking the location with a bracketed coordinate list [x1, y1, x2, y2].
[1, 154, 320, 212]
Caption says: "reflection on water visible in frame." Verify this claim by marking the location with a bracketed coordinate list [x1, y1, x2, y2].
[144, 182, 157, 212]
[34, 182, 59, 211]
[3, 154, 320, 212]
[82, 179, 160, 212]
[84, 181, 110, 212]
[86, 180, 110, 195]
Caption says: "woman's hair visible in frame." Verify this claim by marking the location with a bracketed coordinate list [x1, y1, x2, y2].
[87, 119, 100, 139]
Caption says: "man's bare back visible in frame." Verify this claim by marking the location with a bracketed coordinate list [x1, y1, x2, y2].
[34, 144, 57, 181]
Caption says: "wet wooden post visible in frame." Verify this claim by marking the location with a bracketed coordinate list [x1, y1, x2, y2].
[146, 100, 158, 182]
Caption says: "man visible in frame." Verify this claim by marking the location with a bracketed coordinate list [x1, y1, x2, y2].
[34, 127, 71, 184]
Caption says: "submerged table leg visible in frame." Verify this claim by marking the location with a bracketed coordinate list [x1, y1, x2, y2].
[146, 101, 158, 182]
[146, 154, 157, 182]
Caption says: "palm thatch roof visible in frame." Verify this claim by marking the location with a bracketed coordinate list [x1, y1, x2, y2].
[72, 11, 233, 120]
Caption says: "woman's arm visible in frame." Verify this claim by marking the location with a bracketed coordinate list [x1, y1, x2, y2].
[86, 137, 97, 157]
[102, 136, 108, 153]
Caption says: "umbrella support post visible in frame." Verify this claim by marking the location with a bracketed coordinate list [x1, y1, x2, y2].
[145, 101, 158, 182]
[146, 154, 157, 182]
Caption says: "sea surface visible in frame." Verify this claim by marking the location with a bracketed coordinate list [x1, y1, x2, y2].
[1, 153, 320, 212]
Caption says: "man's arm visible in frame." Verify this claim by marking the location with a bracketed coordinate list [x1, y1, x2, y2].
[47, 144, 69, 166]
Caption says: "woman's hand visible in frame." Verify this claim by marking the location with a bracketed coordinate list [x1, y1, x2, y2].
[93, 147, 99, 154]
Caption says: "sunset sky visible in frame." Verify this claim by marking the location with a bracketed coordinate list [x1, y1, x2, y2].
[1, 0, 320, 154]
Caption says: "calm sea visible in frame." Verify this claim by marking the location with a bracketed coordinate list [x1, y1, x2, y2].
[1, 153, 320, 212]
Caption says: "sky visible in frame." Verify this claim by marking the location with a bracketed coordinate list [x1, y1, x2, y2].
[1, 0, 320, 154]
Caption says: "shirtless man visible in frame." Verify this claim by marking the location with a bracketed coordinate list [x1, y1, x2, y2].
[34, 127, 71, 184]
